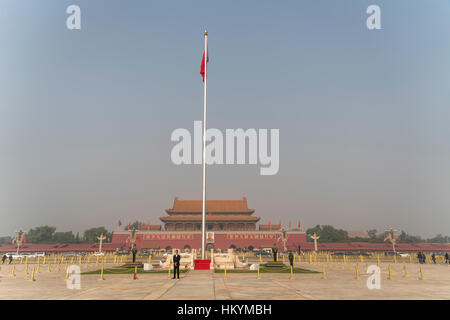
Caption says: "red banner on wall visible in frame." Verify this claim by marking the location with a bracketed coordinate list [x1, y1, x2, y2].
[226, 234, 278, 240]
[144, 234, 194, 240]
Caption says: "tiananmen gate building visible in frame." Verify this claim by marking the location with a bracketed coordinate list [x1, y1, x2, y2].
[111, 197, 307, 251]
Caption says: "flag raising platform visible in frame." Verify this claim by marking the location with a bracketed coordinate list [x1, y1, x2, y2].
[194, 259, 211, 270]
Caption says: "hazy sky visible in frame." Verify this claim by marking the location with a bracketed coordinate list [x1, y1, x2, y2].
[1, 1, 449, 238]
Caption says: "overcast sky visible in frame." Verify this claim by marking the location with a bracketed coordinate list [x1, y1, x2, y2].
[1, 1, 449, 238]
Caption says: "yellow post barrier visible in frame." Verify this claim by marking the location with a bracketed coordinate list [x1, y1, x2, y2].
[10, 265, 16, 277]
[29, 267, 36, 282]
[96, 256, 99, 266]
[43, 256, 46, 265]
[37, 257, 40, 273]
[321, 263, 327, 280]
[134, 266, 138, 280]
[355, 263, 360, 280]
[387, 264, 393, 280]
[64, 268, 69, 281]
[79, 256, 82, 267]
[403, 264, 409, 278]
[289, 265, 294, 280]
[409, 255, 412, 264]
[168, 262, 171, 279]
[394, 255, 397, 264]
[257, 264, 261, 280]
[48, 263, 51, 272]
[224, 263, 227, 280]
[419, 265, 425, 280]
[377, 255, 380, 267]
[259, 253, 262, 264]
[99, 264, 105, 280]
[24, 260, 29, 275]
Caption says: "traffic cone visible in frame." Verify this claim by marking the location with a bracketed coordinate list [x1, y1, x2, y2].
[29, 267, 36, 282]
[98, 265, 105, 280]
[321, 263, 327, 280]
[387, 264, 393, 280]
[403, 264, 409, 278]
[10, 265, 16, 277]
[419, 266, 425, 280]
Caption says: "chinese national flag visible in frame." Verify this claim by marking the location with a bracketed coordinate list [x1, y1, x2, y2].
[118, 220, 122, 228]
[23, 236, 26, 244]
[200, 46, 209, 82]
[298, 218, 301, 229]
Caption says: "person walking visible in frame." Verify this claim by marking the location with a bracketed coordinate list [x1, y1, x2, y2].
[1, 254, 6, 264]
[431, 253, 436, 264]
[417, 252, 423, 264]
[173, 250, 180, 279]
[288, 251, 294, 268]
[445, 252, 449, 264]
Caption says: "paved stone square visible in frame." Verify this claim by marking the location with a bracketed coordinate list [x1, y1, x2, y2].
[0, 262, 449, 299]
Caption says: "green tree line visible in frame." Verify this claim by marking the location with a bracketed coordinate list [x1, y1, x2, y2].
[306, 225, 450, 244]
[1, 226, 112, 244]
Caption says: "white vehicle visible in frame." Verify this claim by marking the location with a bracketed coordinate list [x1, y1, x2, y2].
[93, 252, 105, 256]
[397, 252, 410, 258]
[24, 252, 46, 258]
[63, 252, 83, 257]
[4, 253, 26, 259]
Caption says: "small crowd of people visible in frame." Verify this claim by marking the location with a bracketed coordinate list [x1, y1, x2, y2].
[2, 254, 13, 264]
[417, 252, 450, 264]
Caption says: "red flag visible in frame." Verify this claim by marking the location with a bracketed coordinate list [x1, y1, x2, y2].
[298, 218, 301, 229]
[146, 221, 150, 230]
[118, 219, 122, 228]
[137, 235, 141, 242]
[127, 222, 131, 230]
[396, 235, 399, 241]
[268, 220, 271, 227]
[23, 236, 26, 244]
[200, 45, 209, 82]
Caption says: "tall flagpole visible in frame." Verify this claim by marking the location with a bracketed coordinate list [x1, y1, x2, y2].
[201, 30, 208, 260]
